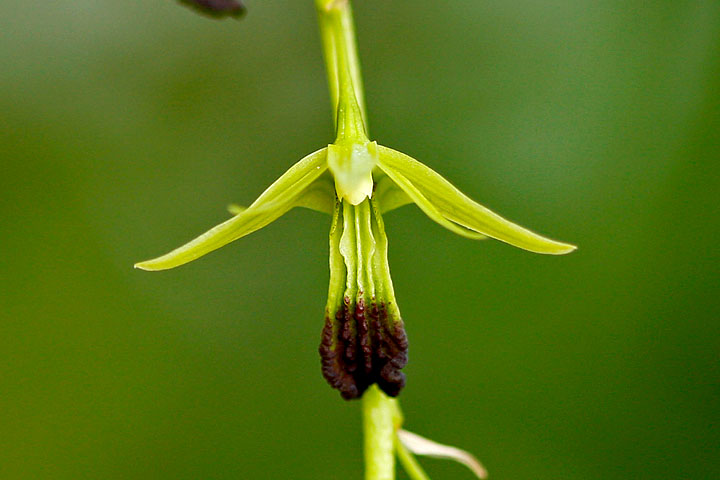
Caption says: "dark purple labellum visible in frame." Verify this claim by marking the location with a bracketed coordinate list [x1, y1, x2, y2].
[177, 0, 246, 18]
[320, 297, 409, 400]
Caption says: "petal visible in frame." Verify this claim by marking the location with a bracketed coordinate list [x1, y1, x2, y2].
[135, 148, 328, 271]
[377, 146, 576, 255]
[292, 174, 335, 214]
[375, 157, 488, 240]
[398, 429, 488, 480]
[373, 174, 413, 214]
[227, 174, 335, 216]
[249, 147, 328, 208]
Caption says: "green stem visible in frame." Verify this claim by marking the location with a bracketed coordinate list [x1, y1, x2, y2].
[316, 0, 368, 143]
[362, 385, 397, 480]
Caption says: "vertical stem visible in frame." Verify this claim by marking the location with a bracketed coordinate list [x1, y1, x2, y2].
[362, 385, 396, 480]
[316, 0, 369, 142]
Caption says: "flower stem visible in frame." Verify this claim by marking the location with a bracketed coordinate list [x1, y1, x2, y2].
[315, 0, 368, 143]
[362, 385, 397, 480]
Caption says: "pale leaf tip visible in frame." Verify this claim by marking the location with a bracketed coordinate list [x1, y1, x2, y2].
[134, 261, 155, 271]
[552, 242, 578, 255]
[134, 257, 174, 271]
[522, 236, 577, 255]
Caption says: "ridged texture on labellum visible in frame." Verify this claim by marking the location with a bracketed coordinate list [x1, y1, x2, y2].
[318, 198, 409, 400]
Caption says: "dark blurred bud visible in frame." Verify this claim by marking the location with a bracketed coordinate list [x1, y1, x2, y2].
[178, 0, 246, 19]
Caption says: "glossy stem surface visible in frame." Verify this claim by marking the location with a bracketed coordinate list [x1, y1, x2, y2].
[362, 385, 397, 480]
[316, 0, 368, 142]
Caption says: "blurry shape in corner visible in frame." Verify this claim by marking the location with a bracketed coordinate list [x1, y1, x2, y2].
[178, 0, 246, 18]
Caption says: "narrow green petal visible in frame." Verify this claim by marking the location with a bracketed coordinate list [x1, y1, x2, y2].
[135, 148, 328, 271]
[228, 175, 334, 216]
[249, 147, 328, 207]
[373, 175, 413, 214]
[377, 146, 576, 255]
[135, 206, 287, 271]
[376, 158, 488, 240]
[293, 174, 335, 214]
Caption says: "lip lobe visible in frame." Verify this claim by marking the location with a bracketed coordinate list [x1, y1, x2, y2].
[320, 296, 408, 400]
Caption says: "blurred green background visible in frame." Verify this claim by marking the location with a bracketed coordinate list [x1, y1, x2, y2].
[1, 1, 718, 478]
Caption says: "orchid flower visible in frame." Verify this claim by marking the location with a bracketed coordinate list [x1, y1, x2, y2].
[138, 1, 576, 477]
[136, 101, 575, 399]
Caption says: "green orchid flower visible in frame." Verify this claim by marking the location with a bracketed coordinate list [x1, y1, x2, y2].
[137, 0, 575, 401]
[136, 134, 575, 399]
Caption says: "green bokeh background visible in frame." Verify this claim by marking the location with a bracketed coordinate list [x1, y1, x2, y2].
[2, 1, 718, 478]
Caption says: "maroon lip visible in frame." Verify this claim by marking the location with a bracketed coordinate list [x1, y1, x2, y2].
[320, 296, 408, 400]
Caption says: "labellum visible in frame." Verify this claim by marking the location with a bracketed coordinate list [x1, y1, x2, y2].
[320, 199, 408, 399]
